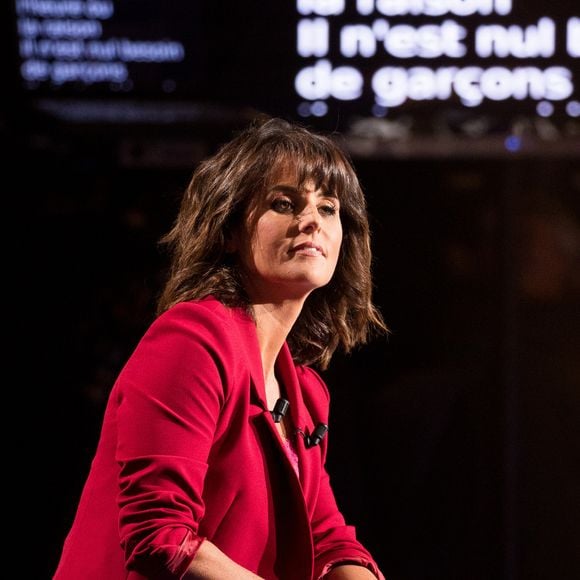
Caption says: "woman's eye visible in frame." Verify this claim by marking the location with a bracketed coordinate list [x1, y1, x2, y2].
[319, 204, 337, 216]
[271, 198, 294, 213]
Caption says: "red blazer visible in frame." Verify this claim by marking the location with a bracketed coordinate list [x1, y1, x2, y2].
[54, 298, 384, 580]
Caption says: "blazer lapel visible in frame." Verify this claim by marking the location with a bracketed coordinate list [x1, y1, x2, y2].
[233, 307, 269, 411]
[275, 343, 317, 488]
[234, 308, 318, 493]
[234, 310, 316, 576]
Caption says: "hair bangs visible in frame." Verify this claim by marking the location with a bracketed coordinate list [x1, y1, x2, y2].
[257, 138, 358, 208]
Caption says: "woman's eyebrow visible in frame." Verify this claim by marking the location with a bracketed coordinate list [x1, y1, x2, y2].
[270, 184, 299, 195]
[270, 183, 337, 198]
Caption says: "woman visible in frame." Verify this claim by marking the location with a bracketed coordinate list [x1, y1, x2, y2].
[54, 117, 387, 579]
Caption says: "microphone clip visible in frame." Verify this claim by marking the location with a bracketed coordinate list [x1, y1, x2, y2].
[271, 398, 328, 449]
[304, 423, 328, 448]
[271, 398, 290, 423]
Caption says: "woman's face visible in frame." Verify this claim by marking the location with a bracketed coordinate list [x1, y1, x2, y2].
[233, 171, 343, 302]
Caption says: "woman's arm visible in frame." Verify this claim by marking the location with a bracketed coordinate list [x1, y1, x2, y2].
[184, 541, 264, 580]
[116, 304, 243, 577]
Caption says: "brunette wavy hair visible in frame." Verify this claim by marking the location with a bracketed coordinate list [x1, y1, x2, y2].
[157, 117, 386, 369]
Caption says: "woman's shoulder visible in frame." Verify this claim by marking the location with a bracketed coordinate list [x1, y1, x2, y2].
[140, 297, 253, 357]
[116, 298, 252, 389]
[154, 297, 249, 331]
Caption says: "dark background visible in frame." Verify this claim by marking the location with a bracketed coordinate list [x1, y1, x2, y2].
[6, 1, 580, 579]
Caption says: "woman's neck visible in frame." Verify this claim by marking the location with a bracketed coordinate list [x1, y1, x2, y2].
[252, 298, 304, 394]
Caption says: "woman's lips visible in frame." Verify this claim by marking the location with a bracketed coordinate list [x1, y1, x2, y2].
[291, 242, 325, 256]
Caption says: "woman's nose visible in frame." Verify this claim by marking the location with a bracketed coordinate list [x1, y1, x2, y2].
[297, 205, 321, 232]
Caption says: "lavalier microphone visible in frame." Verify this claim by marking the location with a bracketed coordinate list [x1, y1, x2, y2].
[271, 398, 290, 423]
[305, 423, 328, 448]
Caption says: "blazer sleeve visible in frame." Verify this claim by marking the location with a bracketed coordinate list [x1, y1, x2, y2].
[303, 368, 385, 580]
[113, 302, 232, 579]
